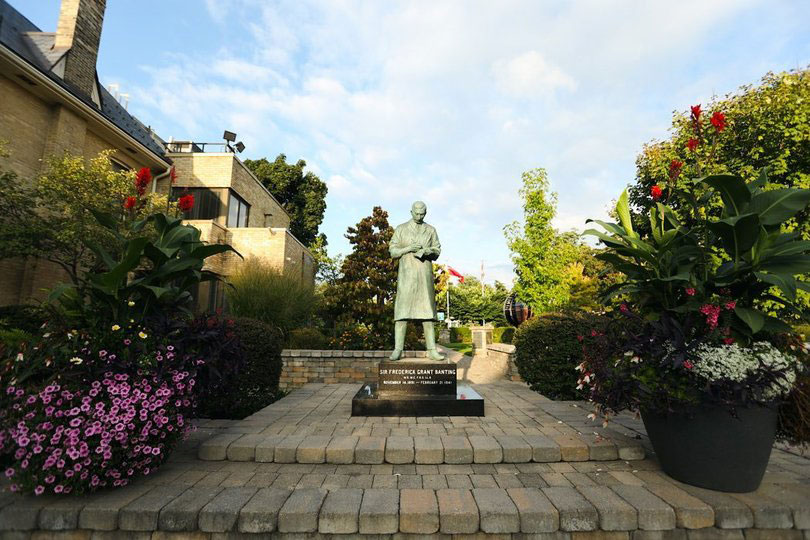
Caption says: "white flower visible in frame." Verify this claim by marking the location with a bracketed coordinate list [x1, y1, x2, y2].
[15, 353, 23, 362]
[692, 342, 798, 399]
[69, 357, 83, 365]
[631, 356, 640, 364]
[138, 331, 148, 339]
[111, 324, 121, 331]
[128, 301, 135, 307]
[624, 351, 633, 357]
[43, 333, 51, 338]
[587, 413, 596, 421]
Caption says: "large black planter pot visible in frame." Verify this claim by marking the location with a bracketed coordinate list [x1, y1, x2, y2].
[641, 405, 778, 493]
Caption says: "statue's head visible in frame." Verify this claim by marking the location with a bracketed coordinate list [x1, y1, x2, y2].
[411, 201, 427, 223]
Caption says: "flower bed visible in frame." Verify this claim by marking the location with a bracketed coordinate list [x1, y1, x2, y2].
[2, 366, 194, 495]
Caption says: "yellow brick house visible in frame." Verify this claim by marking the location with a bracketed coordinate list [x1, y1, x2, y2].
[0, 0, 314, 311]
[155, 144, 316, 311]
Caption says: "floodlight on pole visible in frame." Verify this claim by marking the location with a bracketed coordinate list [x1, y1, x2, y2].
[234, 141, 246, 153]
[223, 130, 237, 142]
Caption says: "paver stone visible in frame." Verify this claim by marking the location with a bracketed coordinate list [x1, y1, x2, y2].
[359, 488, 399, 534]
[237, 487, 291, 533]
[472, 488, 520, 533]
[436, 488, 479, 534]
[318, 488, 363, 533]
[399, 488, 440, 534]
[277, 487, 327, 532]
[507, 487, 559, 533]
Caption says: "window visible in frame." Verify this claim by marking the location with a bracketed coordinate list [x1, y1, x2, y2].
[109, 158, 131, 172]
[171, 188, 221, 220]
[227, 190, 250, 228]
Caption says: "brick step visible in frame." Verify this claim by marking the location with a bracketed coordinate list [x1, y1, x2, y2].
[3, 481, 808, 536]
[198, 432, 645, 463]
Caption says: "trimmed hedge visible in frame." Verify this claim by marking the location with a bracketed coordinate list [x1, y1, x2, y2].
[197, 317, 284, 419]
[287, 327, 330, 349]
[514, 312, 609, 400]
[493, 327, 515, 344]
[449, 326, 472, 343]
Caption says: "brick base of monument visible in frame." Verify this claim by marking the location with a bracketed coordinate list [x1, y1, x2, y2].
[351, 361, 485, 416]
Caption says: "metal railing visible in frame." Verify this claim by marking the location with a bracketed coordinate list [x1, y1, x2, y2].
[166, 141, 235, 153]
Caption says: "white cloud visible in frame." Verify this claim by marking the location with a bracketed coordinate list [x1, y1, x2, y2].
[494, 51, 576, 98]
[112, 0, 802, 285]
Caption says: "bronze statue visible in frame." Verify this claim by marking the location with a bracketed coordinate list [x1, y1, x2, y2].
[388, 201, 445, 361]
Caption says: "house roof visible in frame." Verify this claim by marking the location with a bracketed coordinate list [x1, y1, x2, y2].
[0, 0, 167, 160]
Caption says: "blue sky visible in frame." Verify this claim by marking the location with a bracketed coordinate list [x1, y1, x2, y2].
[16, 0, 810, 284]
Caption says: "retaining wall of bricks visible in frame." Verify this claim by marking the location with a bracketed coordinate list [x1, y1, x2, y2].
[279, 350, 430, 390]
[486, 343, 523, 382]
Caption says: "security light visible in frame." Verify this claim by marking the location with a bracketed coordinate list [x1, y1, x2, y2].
[223, 130, 236, 142]
[235, 141, 246, 153]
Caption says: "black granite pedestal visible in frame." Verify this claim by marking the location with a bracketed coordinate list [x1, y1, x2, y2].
[351, 361, 485, 416]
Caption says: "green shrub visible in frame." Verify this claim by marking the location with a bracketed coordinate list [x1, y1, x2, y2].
[514, 312, 610, 400]
[226, 257, 318, 336]
[449, 326, 471, 343]
[197, 317, 284, 419]
[0, 304, 45, 334]
[493, 327, 515, 344]
[795, 324, 810, 340]
[287, 327, 330, 349]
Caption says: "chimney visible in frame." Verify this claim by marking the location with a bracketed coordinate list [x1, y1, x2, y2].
[54, 0, 107, 98]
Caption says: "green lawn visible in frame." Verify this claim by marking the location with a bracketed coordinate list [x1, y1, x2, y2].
[441, 342, 473, 356]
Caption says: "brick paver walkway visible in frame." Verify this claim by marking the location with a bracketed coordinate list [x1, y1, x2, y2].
[1, 381, 808, 539]
[197, 383, 647, 463]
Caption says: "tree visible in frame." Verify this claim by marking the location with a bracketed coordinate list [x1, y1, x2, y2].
[0, 150, 171, 287]
[322, 207, 397, 347]
[504, 168, 580, 312]
[630, 69, 809, 235]
[628, 68, 810, 313]
[244, 154, 328, 247]
[443, 277, 509, 325]
[309, 236, 343, 286]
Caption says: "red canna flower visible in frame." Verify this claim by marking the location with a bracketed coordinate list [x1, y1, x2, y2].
[723, 337, 734, 345]
[710, 111, 726, 132]
[685, 287, 696, 296]
[683, 359, 693, 369]
[123, 196, 137, 210]
[135, 167, 152, 196]
[690, 104, 702, 122]
[178, 194, 195, 213]
[169, 166, 177, 184]
[686, 138, 699, 152]
[669, 159, 684, 179]
[650, 185, 663, 200]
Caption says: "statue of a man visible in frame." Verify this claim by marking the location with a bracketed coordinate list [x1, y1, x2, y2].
[388, 201, 445, 361]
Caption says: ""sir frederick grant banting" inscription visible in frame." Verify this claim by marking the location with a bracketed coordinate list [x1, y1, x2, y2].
[377, 362, 457, 395]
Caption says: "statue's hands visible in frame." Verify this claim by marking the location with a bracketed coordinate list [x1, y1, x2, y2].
[409, 242, 423, 253]
[414, 249, 426, 258]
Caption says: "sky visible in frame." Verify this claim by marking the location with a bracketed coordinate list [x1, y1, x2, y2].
[15, 0, 810, 285]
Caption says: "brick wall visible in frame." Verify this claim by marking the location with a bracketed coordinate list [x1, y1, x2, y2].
[166, 153, 290, 229]
[486, 343, 523, 382]
[0, 72, 147, 306]
[55, 0, 106, 98]
[279, 350, 431, 390]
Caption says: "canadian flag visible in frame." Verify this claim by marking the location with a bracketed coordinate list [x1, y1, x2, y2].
[446, 266, 465, 283]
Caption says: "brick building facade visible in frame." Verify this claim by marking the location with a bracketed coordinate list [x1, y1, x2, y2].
[0, 0, 314, 310]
